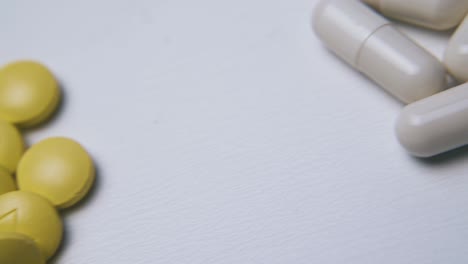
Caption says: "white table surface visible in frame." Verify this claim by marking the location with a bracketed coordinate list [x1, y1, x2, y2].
[2, 0, 468, 263]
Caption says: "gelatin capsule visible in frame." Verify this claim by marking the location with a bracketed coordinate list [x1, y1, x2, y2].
[396, 82, 468, 157]
[313, 0, 447, 103]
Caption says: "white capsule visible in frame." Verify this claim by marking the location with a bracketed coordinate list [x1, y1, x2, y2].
[396, 82, 468, 157]
[313, 0, 447, 104]
[363, 0, 468, 30]
[444, 15, 468, 82]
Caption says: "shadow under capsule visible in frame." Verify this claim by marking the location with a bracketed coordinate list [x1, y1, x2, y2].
[410, 145, 468, 167]
[393, 19, 456, 39]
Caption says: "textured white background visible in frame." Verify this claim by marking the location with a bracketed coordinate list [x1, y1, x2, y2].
[1, 0, 468, 263]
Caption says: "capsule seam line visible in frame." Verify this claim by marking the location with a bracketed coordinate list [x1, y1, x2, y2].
[354, 23, 390, 68]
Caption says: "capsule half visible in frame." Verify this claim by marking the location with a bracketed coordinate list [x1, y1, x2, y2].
[363, 0, 468, 31]
[396, 82, 468, 157]
[313, 0, 447, 104]
[444, 14, 468, 82]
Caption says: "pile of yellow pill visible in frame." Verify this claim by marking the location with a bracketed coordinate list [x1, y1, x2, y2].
[0, 60, 95, 263]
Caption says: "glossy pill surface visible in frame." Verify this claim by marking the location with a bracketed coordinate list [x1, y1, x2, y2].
[17, 137, 95, 209]
[445, 15, 468, 82]
[363, 0, 468, 30]
[0, 232, 45, 264]
[314, 0, 447, 104]
[396, 82, 468, 157]
[0, 169, 16, 195]
[0, 119, 24, 173]
[0, 60, 60, 127]
[0, 191, 62, 259]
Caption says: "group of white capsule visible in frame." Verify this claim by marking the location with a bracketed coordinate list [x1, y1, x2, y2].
[313, 0, 468, 158]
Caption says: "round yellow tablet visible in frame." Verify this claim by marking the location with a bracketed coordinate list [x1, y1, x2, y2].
[0, 191, 62, 259]
[0, 60, 61, 127]
[17, 137, 95, 209]
[0, 169, 16, 195]
[0, 119, 24, 173]
[0, 232, 45, 264]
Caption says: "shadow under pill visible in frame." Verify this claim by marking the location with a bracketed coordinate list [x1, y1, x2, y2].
[47, 222, 70, 264]
[47, 161, 103, 263]
[62, 160, 103, 216]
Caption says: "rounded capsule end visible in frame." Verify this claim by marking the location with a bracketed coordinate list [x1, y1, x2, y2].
[444, 45, 468, 82]
[425, 2, 468, 31]
[357, 25, 447, 104]
[395, 107, 435, 158]
[312, 0, 329, 35]
[401, 56, 447, 103]
[444, 17, 468, 82]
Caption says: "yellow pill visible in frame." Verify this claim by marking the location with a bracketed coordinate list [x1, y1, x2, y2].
[0, 191, 62, 259]
[0, 168, 16, 195]
[17, 137, 95, 209]
[0, 60, 61, 127]
[0, 232, 45, 264]
[0, 119, 24, 173]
